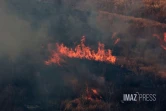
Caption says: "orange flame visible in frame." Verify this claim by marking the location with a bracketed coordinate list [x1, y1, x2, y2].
[91, 88, 98, 95]
[46, 36, 116, 65]
[45, 53, 62, 65]
[114, 38, 120, 45]
[85, 86, 102, 101]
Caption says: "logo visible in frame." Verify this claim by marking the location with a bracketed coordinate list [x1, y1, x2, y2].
[121, 92, 156, 103]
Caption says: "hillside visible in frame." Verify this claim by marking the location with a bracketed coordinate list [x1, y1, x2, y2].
[0, 0, 166, 111]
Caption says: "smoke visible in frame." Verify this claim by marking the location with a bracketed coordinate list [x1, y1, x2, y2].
[0, 0, 48, 60]
[0, 1, 166, 110]
[1, 0, 164, 87]
[0, 0, 50, 95]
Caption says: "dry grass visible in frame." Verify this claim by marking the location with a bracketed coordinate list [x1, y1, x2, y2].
[71, 0, 166, 23]
[96, 11, 166, 36]
[62, 98, 111, 111]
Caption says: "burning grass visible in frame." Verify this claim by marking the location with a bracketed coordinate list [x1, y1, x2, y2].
[45, 36, 116, 65]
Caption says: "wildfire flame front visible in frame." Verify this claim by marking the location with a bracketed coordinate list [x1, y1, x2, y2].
[46, 36, 116, 65]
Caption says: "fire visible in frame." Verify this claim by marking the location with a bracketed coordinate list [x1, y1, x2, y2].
[45, 53, 62, 65]
[46, 36, 116, 65]
[91, 88, 98, 95]
[85, 86, 102, 101]
[114, 38, 120, 45]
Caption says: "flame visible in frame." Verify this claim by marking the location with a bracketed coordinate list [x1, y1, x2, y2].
[85, 86, 102, 101]
[111, 32, 120, 45]
[46, 36, 116, 65]
[45, 53, 62, 65]
[91, 88, 98, 95]
[114, 38, 120, 45]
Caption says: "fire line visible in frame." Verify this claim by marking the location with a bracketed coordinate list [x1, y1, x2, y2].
[45, 36, 116, 65]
